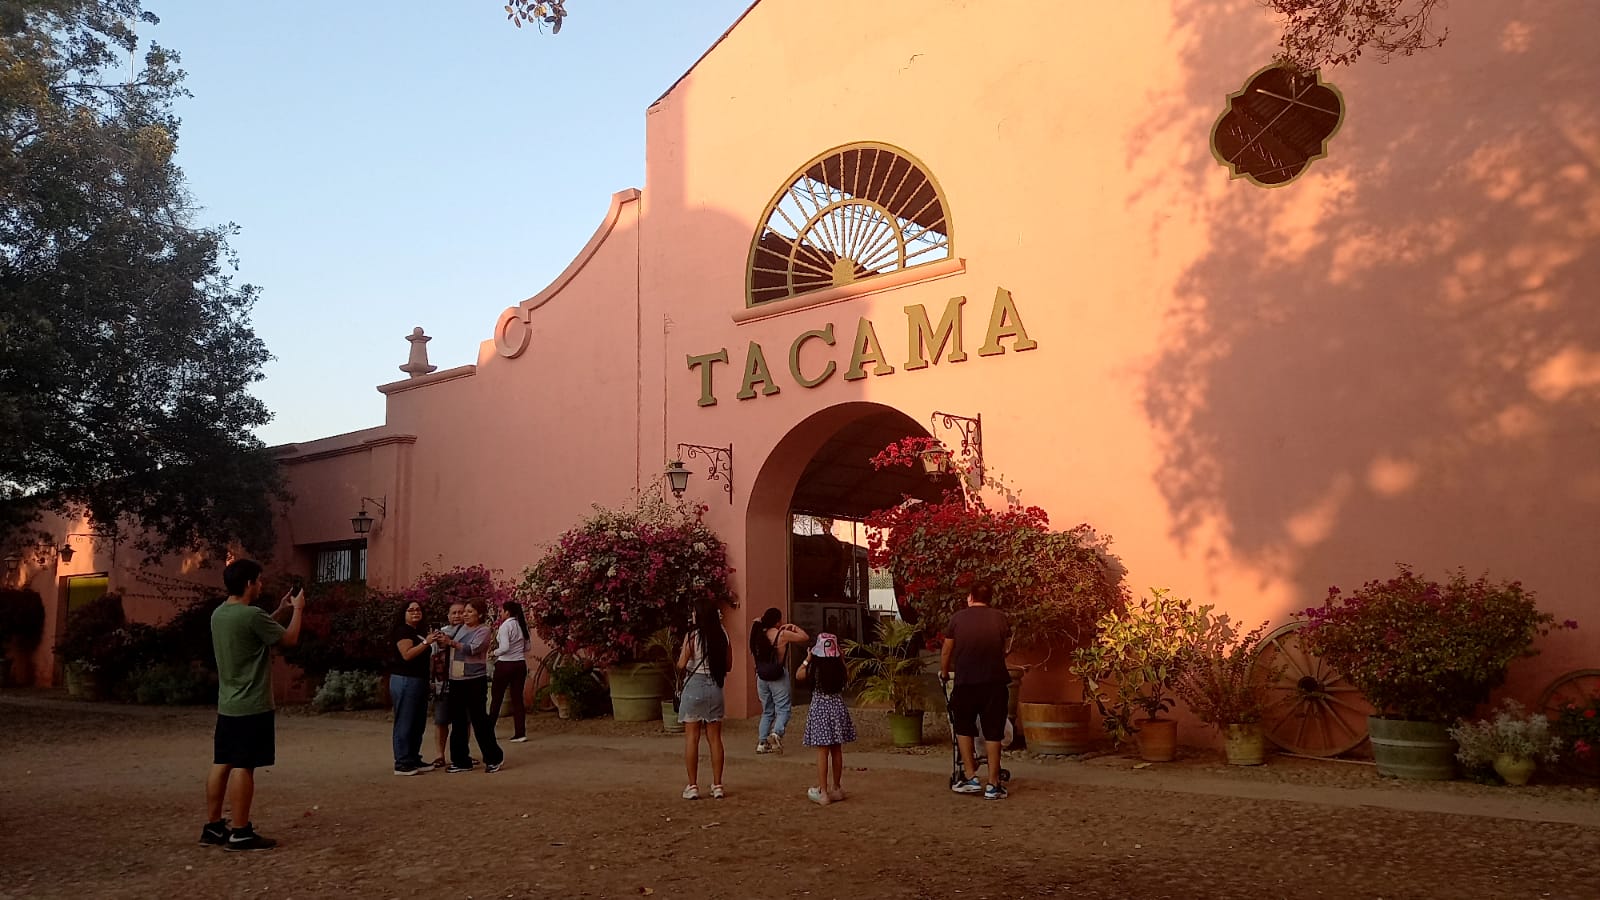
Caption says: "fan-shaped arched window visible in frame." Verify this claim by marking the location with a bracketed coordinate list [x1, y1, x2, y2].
[747, 143, 953, 308]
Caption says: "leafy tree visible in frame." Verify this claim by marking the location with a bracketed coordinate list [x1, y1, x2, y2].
[0, 0, 285, 560]
[1263, 0, 1448, 70]
[504, 1, 567, 33]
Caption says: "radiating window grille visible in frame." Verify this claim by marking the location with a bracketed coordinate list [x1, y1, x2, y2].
[748, 143, 952, 306]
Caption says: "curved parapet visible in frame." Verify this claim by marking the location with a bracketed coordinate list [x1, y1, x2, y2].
[495, 187, 642, 359]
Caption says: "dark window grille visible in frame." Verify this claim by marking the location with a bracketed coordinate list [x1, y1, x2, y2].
[312, 542, 367, 584]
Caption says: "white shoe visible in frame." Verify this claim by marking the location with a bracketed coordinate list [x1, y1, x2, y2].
[755, 741, 772, 754]
[509, 736, 529, 743]
[767, 733, 783, 754]
[682, 784, 699, 800]
[711, 784, 725, 800]
[806, 786, 830, 806]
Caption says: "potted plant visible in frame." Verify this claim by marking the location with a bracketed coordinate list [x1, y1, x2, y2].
[1449, 700, 1561, 786]
[56, 592, 133, 700]
[519, 490, 731, 722]
[643, 628, 684, 733]
[864, 437, 1126, 753]
[536, 659, 604, 720]
[1070, 588, 1208, 761]
[1552, 693, 1600, 779]
[1175, 615, 1276, 765]
[846, 617, 928, 746]
[1300, 565, 1575, 781]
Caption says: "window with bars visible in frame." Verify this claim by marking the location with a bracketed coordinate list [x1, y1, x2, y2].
[312, 541, 367, 584]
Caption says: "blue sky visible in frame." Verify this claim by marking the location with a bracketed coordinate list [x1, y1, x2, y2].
[145, 1, 753, 446]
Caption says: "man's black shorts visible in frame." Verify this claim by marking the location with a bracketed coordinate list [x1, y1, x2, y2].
[214, 711, 275, 768]
[949, 681, 1009, 742]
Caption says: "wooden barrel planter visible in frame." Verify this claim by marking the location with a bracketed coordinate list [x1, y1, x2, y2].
[1368, 716, 1456, 780]
[1018, 701, 1091, 754]
[606, 663, 666, 722]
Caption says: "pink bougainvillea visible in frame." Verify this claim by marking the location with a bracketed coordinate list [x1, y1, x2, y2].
[517, 495, 734, 667]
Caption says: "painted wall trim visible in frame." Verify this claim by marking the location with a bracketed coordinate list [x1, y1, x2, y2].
[731, 257, 967, 324]
[376, 365, 477, 395]
[495, 188, 642, 359]
[278, 434, 418, 465]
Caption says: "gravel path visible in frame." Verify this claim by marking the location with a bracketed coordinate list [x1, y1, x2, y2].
[1, 692, 1596, 899]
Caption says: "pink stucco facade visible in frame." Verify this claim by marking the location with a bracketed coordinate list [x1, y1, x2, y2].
[12, 0, 1597, 722]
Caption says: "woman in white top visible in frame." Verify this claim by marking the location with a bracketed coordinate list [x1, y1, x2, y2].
[676, 599, 731, 800]
[488, 601, 531, 742]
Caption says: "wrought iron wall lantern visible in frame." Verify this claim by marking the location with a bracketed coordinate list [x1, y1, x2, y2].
[351, 496, 387, 536]
[927, 410, 984, 487]
[57, 525, 106, 560]
[2, 553, 19, 576]
[668, 443, 734, 504]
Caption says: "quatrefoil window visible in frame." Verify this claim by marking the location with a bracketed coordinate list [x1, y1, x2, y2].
[1212, 66, 1345, 187]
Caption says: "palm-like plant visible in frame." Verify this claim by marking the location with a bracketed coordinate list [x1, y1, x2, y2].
[845, 617, 926, 716]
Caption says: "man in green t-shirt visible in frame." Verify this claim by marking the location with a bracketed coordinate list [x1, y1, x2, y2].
[199, 559, 304, 852]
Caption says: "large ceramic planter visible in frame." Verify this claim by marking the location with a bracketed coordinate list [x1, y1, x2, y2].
[1137, 717, 1178, 762]
[1493, 753, 1536, 786]
[661, 699, 684, 734]
[889, 711, 925, 747]
[606, 663, 666, 722]
[1223, 723, 1266, 766]
[1019, 701, 1092, 754]
[1368, 716, 1456, 781]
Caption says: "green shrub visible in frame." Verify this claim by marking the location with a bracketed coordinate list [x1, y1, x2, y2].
[312, 669, 385, 712]
[130, 662, 216, 705]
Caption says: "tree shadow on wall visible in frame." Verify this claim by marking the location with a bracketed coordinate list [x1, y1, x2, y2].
[1134, 0, 1600, 625]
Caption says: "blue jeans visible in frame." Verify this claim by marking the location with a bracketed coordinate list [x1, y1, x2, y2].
[757, 673, 792, 741]
[389, 674, 429, 769]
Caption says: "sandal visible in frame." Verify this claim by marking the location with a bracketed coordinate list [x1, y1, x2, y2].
[430, 757, 446, 769]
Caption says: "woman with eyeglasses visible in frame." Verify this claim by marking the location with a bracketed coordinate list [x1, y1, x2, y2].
[388, 601, 432, 775]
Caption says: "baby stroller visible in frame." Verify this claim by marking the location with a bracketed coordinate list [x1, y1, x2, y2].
[940, 676, 1012, 790]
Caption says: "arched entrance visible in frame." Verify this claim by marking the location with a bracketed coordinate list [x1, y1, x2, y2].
[741, 402, 954, 711]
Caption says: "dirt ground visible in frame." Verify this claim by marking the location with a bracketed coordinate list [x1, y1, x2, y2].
[2, 692, 1598, 900]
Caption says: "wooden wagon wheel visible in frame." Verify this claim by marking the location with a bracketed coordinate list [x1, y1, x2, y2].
[1251, 621, 1374, 757]
[1539, 669, 1600, 778]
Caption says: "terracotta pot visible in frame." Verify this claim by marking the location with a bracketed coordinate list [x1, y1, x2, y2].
[1137, 717, 1178, 762]
[1493, 753, 1536, 786]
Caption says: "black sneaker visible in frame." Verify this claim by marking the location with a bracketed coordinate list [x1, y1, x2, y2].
[485, 761, 503, 774]
[224, 824, 277, 852]
[446, 763, 472, 773]
[199, 820, 230, 846]
[393, 765, 420, 776]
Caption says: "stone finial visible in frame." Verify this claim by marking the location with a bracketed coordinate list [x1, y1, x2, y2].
[400, 327, 438, 377]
